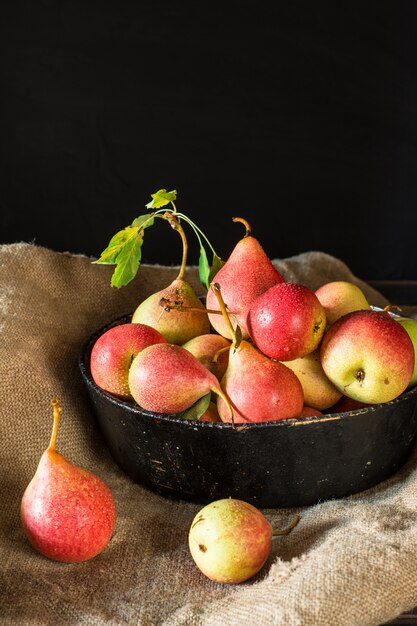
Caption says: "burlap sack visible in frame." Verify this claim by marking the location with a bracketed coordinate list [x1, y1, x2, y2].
[1, 242, 416, 626]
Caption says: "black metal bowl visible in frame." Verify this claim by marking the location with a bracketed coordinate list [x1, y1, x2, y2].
[79, 315, 417, 508]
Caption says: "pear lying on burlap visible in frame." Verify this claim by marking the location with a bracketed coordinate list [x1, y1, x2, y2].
[21, 400, 116, 563]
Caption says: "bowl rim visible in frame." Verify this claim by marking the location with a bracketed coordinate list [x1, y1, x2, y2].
[79, 313, 417, 430]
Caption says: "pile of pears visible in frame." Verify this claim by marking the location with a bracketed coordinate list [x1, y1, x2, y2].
[89, 189, 417, 424]
[91, 212, 383, 425]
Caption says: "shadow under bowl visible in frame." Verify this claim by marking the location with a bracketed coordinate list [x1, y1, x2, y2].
[79, 315, 417, 508]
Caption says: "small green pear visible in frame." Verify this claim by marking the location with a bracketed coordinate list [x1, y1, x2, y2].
[132, 212, 210, 344]
[188, 498, 300, 584]
[132, 278, 210, 344]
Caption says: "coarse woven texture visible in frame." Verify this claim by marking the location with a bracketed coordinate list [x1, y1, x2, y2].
[1, 242, 416, 626]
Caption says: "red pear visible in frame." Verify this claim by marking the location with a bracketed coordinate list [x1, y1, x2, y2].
[90, 322, 167, 400]
[211, 283, 304, 424]
[128, 343, 233, 418]
[21, 400, 116, 563]
[320, 310, 414, 404]
[206, 218, 284, 340]
[247, 282, 326, 361]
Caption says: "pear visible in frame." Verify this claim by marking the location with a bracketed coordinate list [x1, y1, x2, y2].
[189, 498, 300, 584]
[21, 400, 116, 563]
[182, 333, 231, 381]
[128, 343, 234, 420]
[205, 217, 285, 340]
[211, 284, 304, 423]
[132, 213, 210, 344]
[284, 349, 342, 410]
[132, 278, 209, 344]
[315, 280, 371, 326]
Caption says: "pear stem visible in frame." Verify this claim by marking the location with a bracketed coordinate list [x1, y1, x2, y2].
[213, 386, 235, 428]
[272, 514, 300, 537]
[210, 282, 238, 347]
[213, 345, 230, 363]
[158, 298, 230, 316]
[232, 216, 252, 237]
[383, 304, 402, 314]
[49, 399, 61, 452]
[163, 212, 188, 281]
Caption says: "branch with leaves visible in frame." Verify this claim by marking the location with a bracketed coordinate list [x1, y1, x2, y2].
[94, 189, 224, 290]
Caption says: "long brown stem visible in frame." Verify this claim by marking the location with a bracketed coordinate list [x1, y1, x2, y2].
[232, 216, 252, 237]
[213, 345, 230, 363]
[163, 212, 188, 281]
[214, 386, 235, 427]
[49, 399, 61, 452]
[211, 283, 238, 347]
[383, 304, 402, 314]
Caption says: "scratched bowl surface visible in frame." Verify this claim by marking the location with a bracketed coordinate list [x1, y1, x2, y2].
[79, 315, 417, 508]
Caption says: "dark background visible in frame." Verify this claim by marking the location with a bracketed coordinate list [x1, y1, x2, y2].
[1, 1, 417, 280]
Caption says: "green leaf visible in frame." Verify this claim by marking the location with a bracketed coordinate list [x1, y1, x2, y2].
[198, 246, 211, 290]
[131, 214, 155, 228]
[94, 225, 140, 265]
[178, 394, 211, 421]
[198, 249, 225, 291]
[208, 253, 225, 285]
[110, 234, 143, 287]
[145, 189, 177, 209]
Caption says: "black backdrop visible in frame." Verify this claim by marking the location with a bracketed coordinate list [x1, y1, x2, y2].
[1, 1, 417, 280]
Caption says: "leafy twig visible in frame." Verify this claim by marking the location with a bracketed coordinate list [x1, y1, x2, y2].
[94, 189, 224, 289]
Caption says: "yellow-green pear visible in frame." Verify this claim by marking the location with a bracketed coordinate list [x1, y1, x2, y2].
[315, 280, 371, 326]
[284, 349, 342, 410]
[132, 213, 210, 343]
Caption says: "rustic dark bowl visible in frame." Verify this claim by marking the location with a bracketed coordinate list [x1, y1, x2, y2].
[79, 315, 417, 508]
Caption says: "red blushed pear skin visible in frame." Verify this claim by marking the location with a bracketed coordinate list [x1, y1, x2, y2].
[128, 343, 234, 419]
[90, 322, 167, 400]
[21, 400, 116, 563]
[205, 217, 285, 340]
[199, 401, 222, 422]
[247, 282, 327, 362]
[320, 310, 415, 404]
[217, 341, 304, 423]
